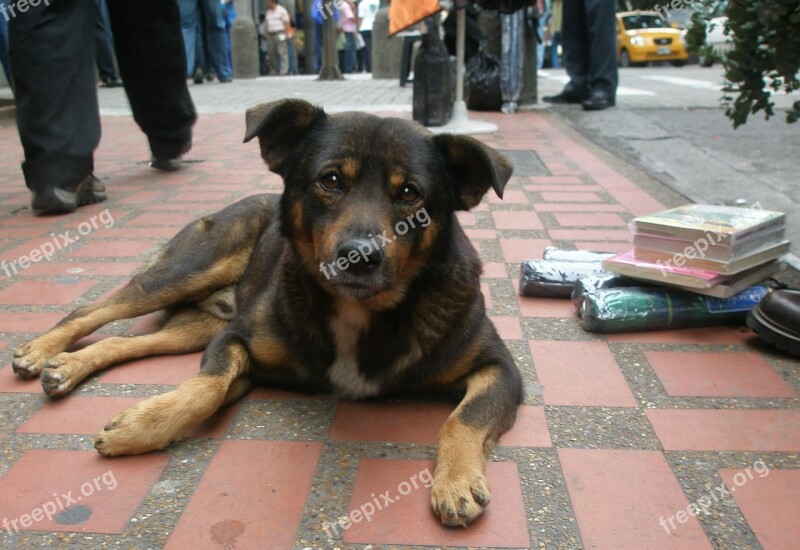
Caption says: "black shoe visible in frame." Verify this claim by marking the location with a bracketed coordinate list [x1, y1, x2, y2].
[747, 289, 800, 356]
[150, 156, 183, 171]
[582, 92, 616, 111]
[101, 77, 123, 88]
[193, 67, 204, 85]
[543, 91, 587, 104]
[31, 175, 107, 215]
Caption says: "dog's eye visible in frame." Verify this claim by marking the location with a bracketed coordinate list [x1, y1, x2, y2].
[397, 185, 420, 203]
[319, 173, 341, 192]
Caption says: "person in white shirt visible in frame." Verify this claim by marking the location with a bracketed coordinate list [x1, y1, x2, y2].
[357, 0, 379, 72]
[264, 0, 293, 76]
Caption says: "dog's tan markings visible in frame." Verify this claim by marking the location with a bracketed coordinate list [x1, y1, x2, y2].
[95, 342, 251, 457]
[41, 309, 228, 397]
[431, 368, 500, 526]
[339, 158, 359, 182]
[328, 299, 380, 397]
[427, 336, 483, 389]
[388, 169, 406, 192]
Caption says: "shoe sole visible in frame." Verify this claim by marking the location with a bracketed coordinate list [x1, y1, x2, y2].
[746, 306, 800, 356]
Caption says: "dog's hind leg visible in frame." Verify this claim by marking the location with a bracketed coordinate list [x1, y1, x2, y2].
[39, 308, 229, 397]
[13, 195, 275, 379]
[94, 329, 251, 457]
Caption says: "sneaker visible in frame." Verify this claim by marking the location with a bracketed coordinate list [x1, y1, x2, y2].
[193, 67, 204, 85]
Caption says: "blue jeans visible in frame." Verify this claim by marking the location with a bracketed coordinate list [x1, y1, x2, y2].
[342, 31, 356, 74]
[0, 0, 10, 88]
[177, 0, 232, 80]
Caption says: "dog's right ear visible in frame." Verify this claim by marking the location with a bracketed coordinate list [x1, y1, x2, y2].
[244, 99, 327, 175]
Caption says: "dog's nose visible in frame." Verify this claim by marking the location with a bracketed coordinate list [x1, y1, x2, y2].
[337, 238, 383, 276]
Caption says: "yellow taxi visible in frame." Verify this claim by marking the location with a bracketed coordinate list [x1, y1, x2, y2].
[617, 11, 689, 67]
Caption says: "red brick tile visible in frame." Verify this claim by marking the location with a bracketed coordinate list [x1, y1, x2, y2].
[646, 409, 800, 452]
[548, 229, 632, 241]
[498, 406, 552, 447]
[331, 402, 452, 444]
[481, 261, 508, 278]
[69, 239, 159, 258]
[116, 190, 167, 204]
[490, 315, 523, 340]
[489, 189, 528, 204]
[343, 460, 529, 547]
[0, 311, 65, 333]
[646, 351, 796, 398]
[554, 213, 628, 227]
[499, 238, 552, 263]
[170, 191, 232, 203]
[559, 449, 712, 550]
[465, 228, 497, 240]
[17, 395, 238, 439]
[0, 365, 43, 393]
[574, 240, 635, 253]
[125, 212, 198, 226]
[165, 441, 322, 550]
[530, 341, 638, 407]
[535, 203, 626, 212]
[530, 176, 584, 184]
[99, 352, 203, 385]
[524, 185, 603, 193]
[0, 450, 168, 534]
[606, 327, 756, 345]
[491, 211, 544, 230]
[517, 295, 576, 318]
[456, 211, 476, 227]
[540, 192, 603, 203]
[20, 261, 142, 277]
[719, 468, 800, 550]
[0, 280, 97, 306]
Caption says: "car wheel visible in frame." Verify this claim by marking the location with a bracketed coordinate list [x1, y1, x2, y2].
[699, 54, 714, 67]
[619, 49, 631, 68]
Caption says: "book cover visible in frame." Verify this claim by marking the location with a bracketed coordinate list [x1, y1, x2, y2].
[632, 204, 785, 245]
[602, 250, 780, 291]
[632, 239, 790, 275]
[631, 226, 787, 261]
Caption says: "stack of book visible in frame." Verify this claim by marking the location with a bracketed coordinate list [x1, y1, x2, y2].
[602, 204, 789, 298]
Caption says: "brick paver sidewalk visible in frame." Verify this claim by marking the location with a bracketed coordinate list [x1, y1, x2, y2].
[0, 87, 798, 549]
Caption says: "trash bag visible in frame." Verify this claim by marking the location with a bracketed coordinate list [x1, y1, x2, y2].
[465, 43, 502, 111]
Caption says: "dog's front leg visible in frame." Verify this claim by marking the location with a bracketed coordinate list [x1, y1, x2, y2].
[431, 364, 521, 527]
[94, 331, 252, 457]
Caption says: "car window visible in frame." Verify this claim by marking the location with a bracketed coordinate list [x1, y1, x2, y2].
[622, 14, 666, 30]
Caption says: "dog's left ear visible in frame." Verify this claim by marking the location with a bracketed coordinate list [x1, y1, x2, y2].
[244, 99, 327, 175]
[432, 134, 513, 211]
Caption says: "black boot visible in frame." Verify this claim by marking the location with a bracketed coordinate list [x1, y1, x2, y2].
[747, 289, 800, 356]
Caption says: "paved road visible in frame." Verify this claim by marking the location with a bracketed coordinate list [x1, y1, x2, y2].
[540, 66, 800, 265]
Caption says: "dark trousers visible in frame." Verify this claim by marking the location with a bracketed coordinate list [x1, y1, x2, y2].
[561, 0, 618, 98]
[95, 0, 119, 83]
[9, 0, 196, 194]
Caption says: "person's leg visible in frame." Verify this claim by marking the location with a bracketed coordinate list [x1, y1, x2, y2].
[107, 0, 197, 165]
[362, 30, 372, 72]
[559, 0, 590, 96]
[0, 0, 11, 88]
[287, 36, 298, 75]
[585, 0, 618, 99]
[96, 0, 121, 84]
[314, 22, 323, 72]
[199, 0, 232, 81]
[9, 0, 104, 212]
[176, 0, 198, 77]
[277, 37, 289, 76]
[267, 33, 279, 75]
[343, 32, 356, 74]
[551, 31, 561, 69]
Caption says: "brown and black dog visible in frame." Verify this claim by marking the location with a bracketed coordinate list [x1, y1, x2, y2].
[12, 99, 522, 527]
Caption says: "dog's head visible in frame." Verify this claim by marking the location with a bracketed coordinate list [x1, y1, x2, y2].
[244, 99, 512, 309]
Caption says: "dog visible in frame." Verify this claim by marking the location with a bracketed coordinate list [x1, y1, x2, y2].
[12, 99, 522, 527]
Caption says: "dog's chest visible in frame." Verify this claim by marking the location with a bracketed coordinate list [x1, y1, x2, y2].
[327, 301, 381, 398]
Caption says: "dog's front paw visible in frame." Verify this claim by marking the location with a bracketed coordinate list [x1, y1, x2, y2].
[95, 400, 177, 457]
[431, 467, 491, 527]
[12, 343, 52, 379]
[40, 353, 89, 397]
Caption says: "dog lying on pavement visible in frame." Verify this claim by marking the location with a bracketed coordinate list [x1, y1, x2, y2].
[12, 99, 523, 527]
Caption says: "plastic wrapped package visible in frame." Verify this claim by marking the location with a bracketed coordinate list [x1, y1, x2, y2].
[580, 285, 768, 333]
[542, 247, 614, 263]
[520, 259, 611, 297]
[571, 274, 654, 315]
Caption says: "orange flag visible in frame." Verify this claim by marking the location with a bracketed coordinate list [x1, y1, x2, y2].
[388, 0, 443, 35]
